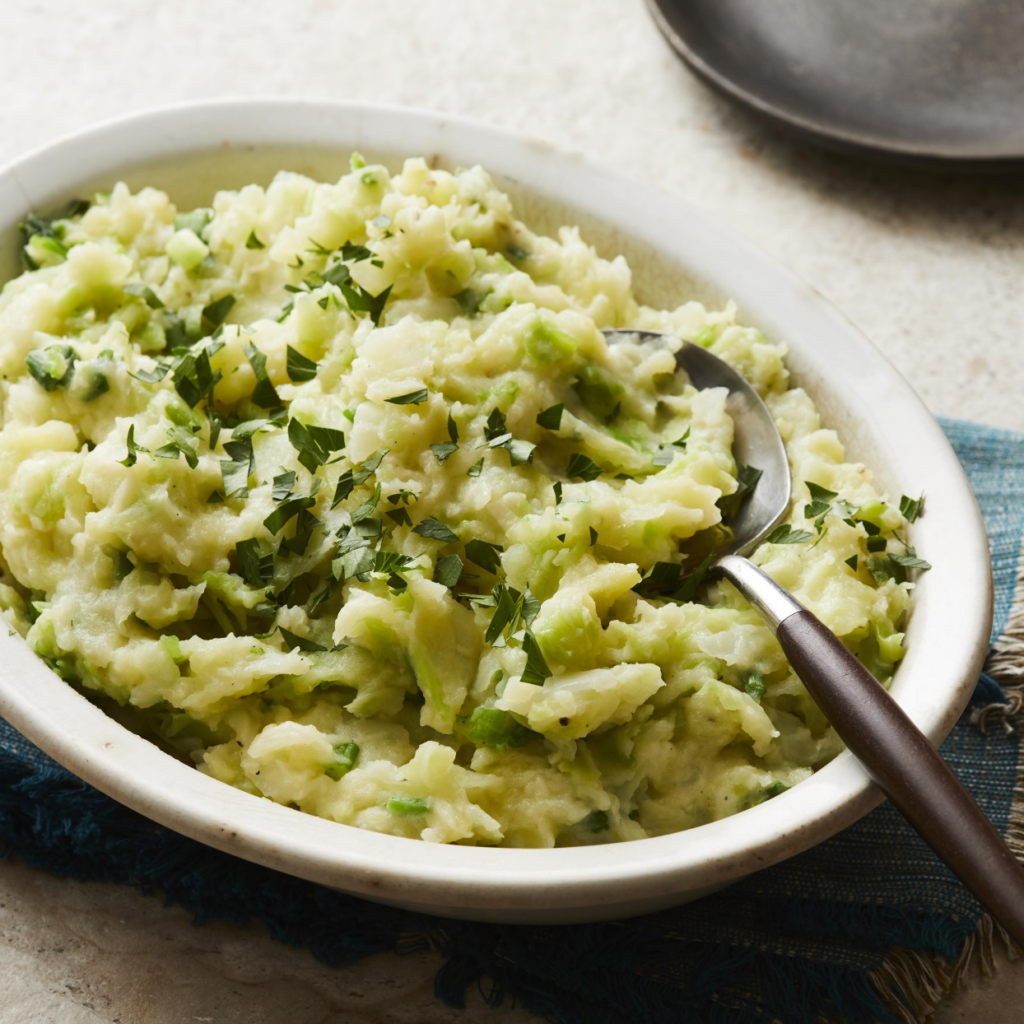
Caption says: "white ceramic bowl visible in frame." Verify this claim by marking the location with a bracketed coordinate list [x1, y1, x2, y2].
[0, 100, 992, 924]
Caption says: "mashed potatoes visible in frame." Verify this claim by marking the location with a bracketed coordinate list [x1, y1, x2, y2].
[0, 157, 917, 846]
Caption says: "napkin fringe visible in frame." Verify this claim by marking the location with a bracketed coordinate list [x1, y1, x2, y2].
[865, 565, 1024, 1024]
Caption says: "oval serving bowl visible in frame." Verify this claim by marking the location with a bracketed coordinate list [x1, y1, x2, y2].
[0, 100, 992, 924]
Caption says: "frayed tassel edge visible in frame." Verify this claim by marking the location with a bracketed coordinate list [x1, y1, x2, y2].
[859, 535, 1024, 1024]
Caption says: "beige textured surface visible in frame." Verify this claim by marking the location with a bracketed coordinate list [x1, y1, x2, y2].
[1, 0, 1023, 1020]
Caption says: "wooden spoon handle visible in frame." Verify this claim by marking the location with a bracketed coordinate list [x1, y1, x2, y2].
[776, 609, 1024, 946]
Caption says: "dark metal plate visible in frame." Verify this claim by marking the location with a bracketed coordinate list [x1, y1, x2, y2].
[647, 0, 1024, 168]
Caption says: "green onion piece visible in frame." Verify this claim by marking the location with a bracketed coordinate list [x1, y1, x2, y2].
[26, 345, 77, 391]
[324, 741, 359, 780]
[742, 670, 766, 702]
[386, 795, 430, 817]
[467, 458, 484, 477]
[245, 230, 265, 250]
[464, 707, 529, 751]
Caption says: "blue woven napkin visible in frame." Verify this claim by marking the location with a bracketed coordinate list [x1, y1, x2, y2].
[2, 417, 1023, 1024]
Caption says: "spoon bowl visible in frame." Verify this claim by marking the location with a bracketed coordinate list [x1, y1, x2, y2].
[606, 329, 790, 557]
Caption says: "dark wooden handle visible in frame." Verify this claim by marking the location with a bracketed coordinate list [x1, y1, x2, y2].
[777, 609, 1024, 946]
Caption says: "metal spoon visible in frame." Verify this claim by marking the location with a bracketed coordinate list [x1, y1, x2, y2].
[605, 328, 1024, 944]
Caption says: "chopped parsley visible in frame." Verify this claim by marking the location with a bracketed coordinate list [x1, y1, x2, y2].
[123, 282, 164, 309]
[899, 494, 924, 523]
[264, 492, 317, 535]
[153, 425, 199, 469]
[566, 453, 602, 482]
[465, 539, 503, 574]
[220, 436, 255, 498]
[286, 345, 319, 383]
[386, 388, 428, 405]
[430, 441, 459, 464]
[764, 524, 814, 545]
[653, 428, 690, 468]
[332, 449, 387, 506]
[521, 630, 552, 686]
[119, 424, 149, 468]
[234, 540, 274, 589]
[287, 417, 345, 474]
[201, 294, 235, 332]
[243, 341, 281, 409]
[434, 554, 464, 588]
[412, 516, 459, 543]
[278, 626, 327, 653]
[717, 463, 763, 520]
[536, 403, 564, 430]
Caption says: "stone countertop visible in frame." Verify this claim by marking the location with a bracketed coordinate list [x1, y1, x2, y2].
[1, 1, 1023, 1020]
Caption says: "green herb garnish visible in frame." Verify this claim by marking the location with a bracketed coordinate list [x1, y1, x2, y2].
[220, 436, 255, 498]
[324, 742, 359, 780]
[536, 403, 564, 430]
[430, 441, 459, 464]
[412, 516, 459, 543]
[386, 795, 430, 817]
[386, 388, 428, 405]
[26, 345, 77, 391]
[465, 539, 503, 574]
[286, 345, 319, 383]
[119, 424, 149, 468]
[899, 494, 924, 523]
[764, 525, 814, 545]
[434, 554, 464, 588]
[287, 417, 345, 474]
[742, 670, 766, 702]
[153, 425, 199, 469]
[566, 453, 602, 481]
[123, 282, 164, 309]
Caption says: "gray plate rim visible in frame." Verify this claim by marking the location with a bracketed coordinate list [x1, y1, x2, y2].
[645, 0, 1024, 169]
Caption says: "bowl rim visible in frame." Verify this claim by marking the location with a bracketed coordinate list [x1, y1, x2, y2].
[0, 97, 994, 920]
